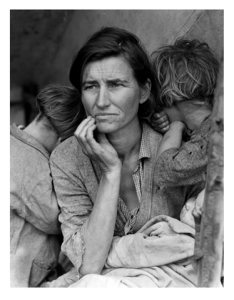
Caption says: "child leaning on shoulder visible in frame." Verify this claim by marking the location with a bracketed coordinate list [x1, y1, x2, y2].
[150, 38, 219, 188]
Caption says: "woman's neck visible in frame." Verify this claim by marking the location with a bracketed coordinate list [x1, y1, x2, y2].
[106, 117, 142, 162]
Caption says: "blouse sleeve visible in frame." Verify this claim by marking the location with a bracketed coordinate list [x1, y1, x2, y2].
[50, 156, 93, 274]
[155, 135, 209, 186]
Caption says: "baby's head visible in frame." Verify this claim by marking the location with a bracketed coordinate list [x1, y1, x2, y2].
[151, 38, 219, 112]
[180, 189, 205, 228]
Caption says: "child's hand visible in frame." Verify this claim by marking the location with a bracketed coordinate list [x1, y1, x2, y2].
[150, 111, 170, 133]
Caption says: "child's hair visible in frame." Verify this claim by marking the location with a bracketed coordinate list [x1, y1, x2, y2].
[36, 83, 85, 141]
[151, 38, 220, 108]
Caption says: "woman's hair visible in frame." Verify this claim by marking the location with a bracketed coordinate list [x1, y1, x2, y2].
[36, 83, 85, 141]
[69, 26, 158, 118]
[151, 38, 220, 108]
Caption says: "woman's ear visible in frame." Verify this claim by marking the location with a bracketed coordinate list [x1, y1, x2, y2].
[139, 79, 151, 104]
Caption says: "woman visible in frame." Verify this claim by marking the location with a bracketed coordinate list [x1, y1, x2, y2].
[50, 27, 203, 282]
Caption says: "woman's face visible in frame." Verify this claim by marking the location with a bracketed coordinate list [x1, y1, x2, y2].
[81, 56, 148, 134]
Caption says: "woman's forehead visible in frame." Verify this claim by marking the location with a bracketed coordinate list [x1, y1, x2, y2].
[82, 56, 134, 81]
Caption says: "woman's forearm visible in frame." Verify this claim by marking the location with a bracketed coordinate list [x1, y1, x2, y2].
[80, 169, 121, 275]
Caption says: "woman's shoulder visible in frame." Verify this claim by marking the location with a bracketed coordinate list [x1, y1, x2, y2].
[142, 121, 162, 148]
[50, 136, 90, 167]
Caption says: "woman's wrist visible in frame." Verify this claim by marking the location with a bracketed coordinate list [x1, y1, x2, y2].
[104, 166, 122, 180]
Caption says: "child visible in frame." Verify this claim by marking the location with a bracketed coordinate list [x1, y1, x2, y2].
[10, 83, 84, 287]
[145, 188, 205, 239]
[151, 38, 219, 187]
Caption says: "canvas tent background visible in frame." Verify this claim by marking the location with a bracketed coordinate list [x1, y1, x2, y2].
[10, 10, 223, 126]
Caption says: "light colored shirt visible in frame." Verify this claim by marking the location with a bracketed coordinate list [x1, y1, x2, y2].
[50, 122, 203, 275]
[118, 124, 150, 235]
[10, 124, 61, 287]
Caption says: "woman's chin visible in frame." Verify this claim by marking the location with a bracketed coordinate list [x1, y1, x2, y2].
[96, 123, 117, 134]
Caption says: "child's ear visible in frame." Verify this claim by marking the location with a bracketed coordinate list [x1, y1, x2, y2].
[139, 79, 151, 104]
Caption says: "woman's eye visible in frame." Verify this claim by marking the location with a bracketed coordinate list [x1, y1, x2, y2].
[84, 85, 96, 90]
[110, 83, 123, 88]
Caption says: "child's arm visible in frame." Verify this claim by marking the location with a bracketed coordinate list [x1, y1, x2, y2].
[154, 118, 211, 187]
[156, 121, 186, 160]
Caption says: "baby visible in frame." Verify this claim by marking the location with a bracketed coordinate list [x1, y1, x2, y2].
[147, 189, 205, 238]
[180, 188, 205, 228]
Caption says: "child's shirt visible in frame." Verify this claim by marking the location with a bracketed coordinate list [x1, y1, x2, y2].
[155, 116, 211, 187]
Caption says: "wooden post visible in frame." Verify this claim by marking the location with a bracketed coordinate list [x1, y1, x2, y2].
[196, 60, 224, 287]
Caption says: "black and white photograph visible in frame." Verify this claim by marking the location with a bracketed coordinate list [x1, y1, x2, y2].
[8, 6, 225, 292]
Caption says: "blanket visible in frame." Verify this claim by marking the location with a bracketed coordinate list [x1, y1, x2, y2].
[70, 215, 198, 288]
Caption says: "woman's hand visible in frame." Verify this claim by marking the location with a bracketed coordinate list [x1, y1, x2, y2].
[74, 116, 122, 173]
[150, 110, 170, 134]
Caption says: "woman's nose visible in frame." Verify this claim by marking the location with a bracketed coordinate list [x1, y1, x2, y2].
[96, 87, 110, 108]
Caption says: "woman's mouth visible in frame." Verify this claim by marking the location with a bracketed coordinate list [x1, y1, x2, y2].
[95, 113, 117, 120]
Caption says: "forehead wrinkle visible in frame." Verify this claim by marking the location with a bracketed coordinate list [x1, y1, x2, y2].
[83, 57, 134, 83]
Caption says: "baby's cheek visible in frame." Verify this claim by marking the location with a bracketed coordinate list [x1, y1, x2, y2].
[185, 214, 195, 228]
[180, 209, 195, 228]
[180, 208, 186, 220]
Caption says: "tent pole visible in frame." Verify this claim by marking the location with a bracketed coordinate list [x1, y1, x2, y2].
[196, 60, 224, 287]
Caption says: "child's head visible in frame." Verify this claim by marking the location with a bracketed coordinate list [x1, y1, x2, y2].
[180, 196, 196, 228]
[151, 38, 219, 110]
[180, 189, 205, 228]
[36, 83, 85, 142]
